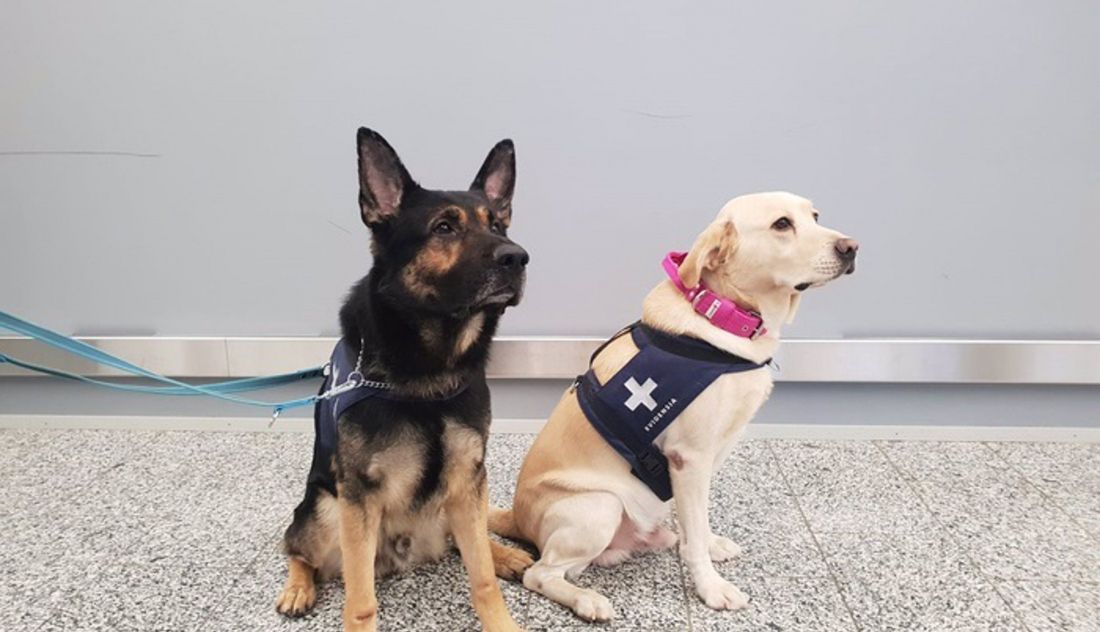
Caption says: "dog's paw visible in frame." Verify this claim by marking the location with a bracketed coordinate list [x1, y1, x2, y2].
[697, 578, 749, 611]
[573, 589, 616, 622]
[592, 548, 632, 567]
[709, 535, 743, 562]
[275, 582, 317, 617]
[492, 543, 535, 581]
[647, 525, 679, 550]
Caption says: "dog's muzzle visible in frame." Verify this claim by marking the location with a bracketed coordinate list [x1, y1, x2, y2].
[835, 238, 858, 274]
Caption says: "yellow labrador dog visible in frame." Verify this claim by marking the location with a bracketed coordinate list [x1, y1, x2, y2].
[490, 192, 857, 621]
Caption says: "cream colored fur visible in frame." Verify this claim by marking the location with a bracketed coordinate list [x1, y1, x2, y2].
[493, 192, 856, 621]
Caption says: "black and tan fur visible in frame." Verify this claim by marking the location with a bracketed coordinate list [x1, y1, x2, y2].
[277, 128, 532, 632]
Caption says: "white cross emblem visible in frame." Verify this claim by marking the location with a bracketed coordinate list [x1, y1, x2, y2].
[624, 377, 658, 411]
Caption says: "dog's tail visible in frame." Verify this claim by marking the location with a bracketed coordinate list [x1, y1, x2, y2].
[488, 506, 527, 543]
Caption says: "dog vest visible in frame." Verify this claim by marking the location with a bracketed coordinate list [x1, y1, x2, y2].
[575, 323, 769, 501]
[307, 338, 468, 492]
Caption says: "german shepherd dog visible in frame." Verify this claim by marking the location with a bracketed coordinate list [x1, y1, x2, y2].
[276, 129, 533, 632]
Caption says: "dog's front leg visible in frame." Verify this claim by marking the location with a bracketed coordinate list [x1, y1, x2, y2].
[669, 449, 749, 611]
[447, 475, 524, 632]
[338, 489, 383, 632]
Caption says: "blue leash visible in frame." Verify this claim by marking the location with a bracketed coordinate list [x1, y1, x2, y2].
[0, 310, 325, 420]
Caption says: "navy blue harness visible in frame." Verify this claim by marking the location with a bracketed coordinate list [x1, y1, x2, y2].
[575, 323, 769, 500]
[312, 339, 382, 463]
[307, 338, 468, 492]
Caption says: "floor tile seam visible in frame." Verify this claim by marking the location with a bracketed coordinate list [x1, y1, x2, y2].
[871, 441, 1034, 632]
[674, 543, 695, 632]
[984, 573, 1100, 583]
[29, 602, 50, 632]
[520, 566, 532, 630]
[210, 523, 287, 617]
[144, 522, 287, 629]
[995, 578, 1100, 586]
[980, 441, 1100, 547]
[19, 430, 162, 494]
[18, 528, 164, 632]
[726, 573, 835, 580]
[763, 441, 862, 632]
[810, 531, 914, 536]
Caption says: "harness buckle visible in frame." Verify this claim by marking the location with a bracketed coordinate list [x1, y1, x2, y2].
[690, 288, 710, 310]
[636, 449, 667, 479]
[691, 289, 726, 322]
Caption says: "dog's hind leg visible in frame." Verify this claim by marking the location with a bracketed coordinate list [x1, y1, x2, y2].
[593, 513, 678, 567]
[276, 557, 318, 617]
[488, 506, 524, 541]
[523, 492, 622, 622]
[487, 507, 535, 580]
[640, 525, 679, 551]
[490, 539, 535, 581]
[278, 488, 340, 616]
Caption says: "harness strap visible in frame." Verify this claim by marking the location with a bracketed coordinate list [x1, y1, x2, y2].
[576, 367, 674, 500]
[638, 323, 772, 366]
[308, 337, 470, 494]
[585, 320, 640, 366]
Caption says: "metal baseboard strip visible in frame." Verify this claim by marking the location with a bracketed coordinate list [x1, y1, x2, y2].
[1, 336, 1099, 384]
[1, 415, 1097, 442]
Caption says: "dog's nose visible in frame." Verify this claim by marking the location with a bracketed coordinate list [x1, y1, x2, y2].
[494, 244, 530, 270]
[835, 238, 859, 261]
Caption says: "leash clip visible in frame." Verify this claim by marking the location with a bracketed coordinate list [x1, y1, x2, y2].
[318, 369, 394, 402]
[268, 407, 282, 428]
[319, 371, 364, 400]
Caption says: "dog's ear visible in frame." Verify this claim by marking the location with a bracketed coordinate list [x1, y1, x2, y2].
[679, 220, 737, 288]
[470, 139, 516, 226]
[357, 128, 416, 226]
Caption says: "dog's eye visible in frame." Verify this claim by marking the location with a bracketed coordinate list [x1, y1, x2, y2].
[432, 221, 455, 235]
[490, 221, 504, 235]
[771, 217, 792, 231]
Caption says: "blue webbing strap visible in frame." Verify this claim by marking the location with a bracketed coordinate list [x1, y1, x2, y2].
[0, 310, 323, 414]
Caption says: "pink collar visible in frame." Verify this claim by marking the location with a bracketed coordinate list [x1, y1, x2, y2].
[661, 251, 767, 340]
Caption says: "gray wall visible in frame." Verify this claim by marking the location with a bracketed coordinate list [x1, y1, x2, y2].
[2, 2, 1098, 426]
[3, 1, 1098, 338]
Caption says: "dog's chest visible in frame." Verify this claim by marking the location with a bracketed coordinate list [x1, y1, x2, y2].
[666, 369, 773, 444]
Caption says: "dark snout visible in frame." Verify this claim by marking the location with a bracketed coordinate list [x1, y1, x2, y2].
[493, 243, 530, 271]
[476, 241, 529, 309]
[835, 238, 859, 274]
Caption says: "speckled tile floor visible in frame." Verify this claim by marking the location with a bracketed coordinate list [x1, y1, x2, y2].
[1, 429, 1097, 631]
